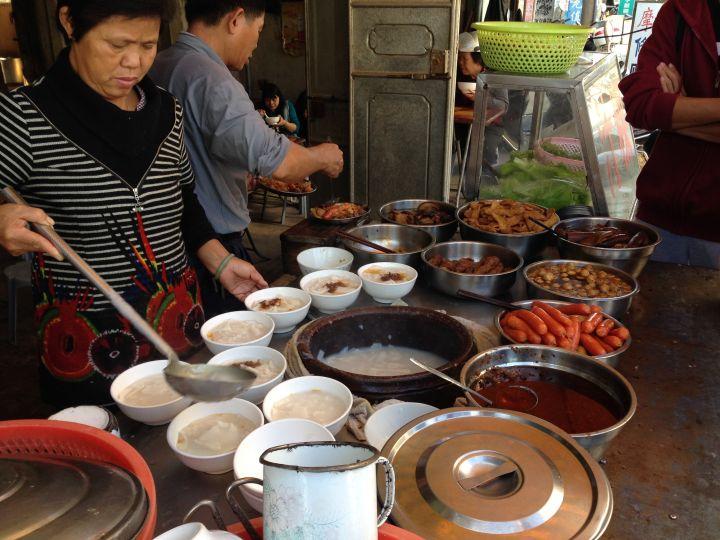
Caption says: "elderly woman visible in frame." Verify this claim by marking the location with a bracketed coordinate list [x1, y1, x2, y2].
[0, 0, 267, 406]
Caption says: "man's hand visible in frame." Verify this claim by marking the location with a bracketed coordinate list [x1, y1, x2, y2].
[0, 204, 62, 260]
[314, 143, 344, 178]
[218, 257, 268, 301]
[657, 62, 685, 95]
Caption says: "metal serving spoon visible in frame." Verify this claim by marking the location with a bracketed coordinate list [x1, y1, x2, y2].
[410, 358, 539, 412]
[3, 187, 255, 402]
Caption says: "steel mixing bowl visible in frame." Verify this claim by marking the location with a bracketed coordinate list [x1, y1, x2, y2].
[421, 241, 522, 298]
[341, 224, 434, 269]
[493, 299, 631, 368]
[555, 217, 661, 278]
[460, 344, 637, 460]
[523, 259, 639, 320]
[379, 199, 458, 243]
[457, 201, 552, 260]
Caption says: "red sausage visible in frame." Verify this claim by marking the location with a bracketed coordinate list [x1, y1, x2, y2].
[505, 315, 542, 344]
[581, 312, 603, 334]
[595, 318, 615, 338]
[601, 335, 624, 350]
[533, 301, 573, 327]
[557, 303, 591, 316]
[504, 327, 528, 343]
[580, 333, 607, 356]
[514, 309, 548, 335]
[531, 306, 567, 338]
[610, 327, 630, 341]
[541, 331, 557, 346]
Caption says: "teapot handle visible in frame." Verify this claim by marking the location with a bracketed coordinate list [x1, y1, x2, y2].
[226, 478, 264, 540]
[376, 457, 396, 527]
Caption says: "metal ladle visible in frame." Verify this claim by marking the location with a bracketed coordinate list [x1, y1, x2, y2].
[3, 187, 256, 402]
[409, 358, 539, 412]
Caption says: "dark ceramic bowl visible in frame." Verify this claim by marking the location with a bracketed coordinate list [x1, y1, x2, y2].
[295, 306, 476, 405]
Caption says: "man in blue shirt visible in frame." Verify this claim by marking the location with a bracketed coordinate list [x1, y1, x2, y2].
[151, 0, 343, 315]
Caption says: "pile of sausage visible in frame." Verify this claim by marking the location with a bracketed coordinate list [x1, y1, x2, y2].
[499, 301, 631, 357]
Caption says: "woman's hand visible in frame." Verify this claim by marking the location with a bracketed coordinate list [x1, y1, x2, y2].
[218, 257, 268, 301]
[0, 204, 63, 260]
[258, 108, 267, 117]
[657, 62, 685, 95]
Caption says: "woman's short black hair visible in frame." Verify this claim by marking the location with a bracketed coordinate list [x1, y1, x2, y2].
[471, 51, 483, 65]
[260, 82, 285, 113]
[185, 0, 267, 26]
[56, 0, 174, 42]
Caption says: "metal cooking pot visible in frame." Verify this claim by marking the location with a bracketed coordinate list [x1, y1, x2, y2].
[341, 224, 434, 269]
[554, 217, 661, 278]
[460, 344, 637, 460]
[379, 199, 458, 243]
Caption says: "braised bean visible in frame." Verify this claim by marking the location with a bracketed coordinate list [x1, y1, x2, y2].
[528, 263, 632, 298]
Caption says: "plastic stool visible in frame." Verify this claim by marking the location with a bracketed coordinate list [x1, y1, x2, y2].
[5, 260, 31, 345]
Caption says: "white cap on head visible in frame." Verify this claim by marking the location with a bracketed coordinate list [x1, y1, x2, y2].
[458, 31, 479, 53]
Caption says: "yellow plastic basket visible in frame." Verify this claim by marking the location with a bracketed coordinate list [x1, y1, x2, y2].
[471, 22, 591, 74]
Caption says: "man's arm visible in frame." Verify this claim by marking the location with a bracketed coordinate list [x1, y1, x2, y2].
[272, 142, 343, 182]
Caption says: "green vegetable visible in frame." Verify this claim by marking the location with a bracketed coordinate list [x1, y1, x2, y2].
[482, 152, 590, 209]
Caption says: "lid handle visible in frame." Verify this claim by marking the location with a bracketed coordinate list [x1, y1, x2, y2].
[458, 461, 520, 492]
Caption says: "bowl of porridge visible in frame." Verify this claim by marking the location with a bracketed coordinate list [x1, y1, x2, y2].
[110, 360, 193, 425]
[201, 311, 275, 354]
[245, 287, 312, 334]
[208, 346, 287, 404]
[299, 269, 362, 313]
[166, 398, 264, 474]
[262, 376, 353, 436]
[358, 262, 418, 303]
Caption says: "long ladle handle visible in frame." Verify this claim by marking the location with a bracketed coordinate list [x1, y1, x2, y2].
[2, 186, 179, 362]
[409, 358, 493, 406]
[457, 289, 517, 311]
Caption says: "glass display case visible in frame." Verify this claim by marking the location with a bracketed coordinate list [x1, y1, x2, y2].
[464, 52, 640, 218]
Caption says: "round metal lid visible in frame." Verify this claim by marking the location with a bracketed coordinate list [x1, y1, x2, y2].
[381, 407, 612, 539]
[0, 457, 147, 539]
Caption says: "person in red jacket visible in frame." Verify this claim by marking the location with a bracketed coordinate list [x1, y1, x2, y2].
[619, 0, 720, 269]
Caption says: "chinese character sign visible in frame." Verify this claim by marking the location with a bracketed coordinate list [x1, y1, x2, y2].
[625, 1, 664, 75]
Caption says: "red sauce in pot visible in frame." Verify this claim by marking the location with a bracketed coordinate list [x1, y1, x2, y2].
[474, 367, 621, 434]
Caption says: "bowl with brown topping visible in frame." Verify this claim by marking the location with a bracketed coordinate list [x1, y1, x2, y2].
[299, 270, 363, 314]
[523, 260, 639, 319]
[458, 199, 559, 260]
[421, 241, 523, 298]
[357, 262, 418, 304]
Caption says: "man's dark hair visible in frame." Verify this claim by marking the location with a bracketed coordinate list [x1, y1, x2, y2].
[260, 81, 285, 114]
[471, 51, 483, 65]
[56, 0, 174, 42]
[185, 1, 266, 26]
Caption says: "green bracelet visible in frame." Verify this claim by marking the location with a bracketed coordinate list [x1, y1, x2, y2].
[214, 254, 235, 280]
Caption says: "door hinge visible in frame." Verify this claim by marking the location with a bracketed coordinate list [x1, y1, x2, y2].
[430, 49, 450, 77]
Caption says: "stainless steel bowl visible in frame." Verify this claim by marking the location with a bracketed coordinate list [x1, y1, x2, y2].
[523, 259, 639, 320]
[379, 199, 458, 243]
[342, 224, 434, 269]
[421, 241, 522, 298]
[460, 344, 637, 460]
[555, 217, 661, 278]
[457, 201, 552, 260]
[492, 299, 631, 368]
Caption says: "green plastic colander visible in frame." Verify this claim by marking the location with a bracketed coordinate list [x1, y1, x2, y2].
[471, 22, 591, 74]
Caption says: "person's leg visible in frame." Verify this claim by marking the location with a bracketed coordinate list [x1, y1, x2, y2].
[687, 237, 720, 269]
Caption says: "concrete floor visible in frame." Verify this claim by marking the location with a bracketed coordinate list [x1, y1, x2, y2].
[1, 194, 719, 538]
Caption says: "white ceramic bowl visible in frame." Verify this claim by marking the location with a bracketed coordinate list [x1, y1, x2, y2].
[155, 522, 239, 540]
[207, 347, 287, 404]
[297, 247, 354, 275]
[357, 262, 418, 304]
[167, 398, 264, 474]
[299, 270, 362, 314]
[262, 376, 353, 435]
[365, 402, 438, 451]
[201, 311, 275, 355]
[457, 81, 476, 98]
[244, 287, 311, 334]
[110, 360, 192, 426]
[233, 418, 334, 505]
[265, 115, 281, 126]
